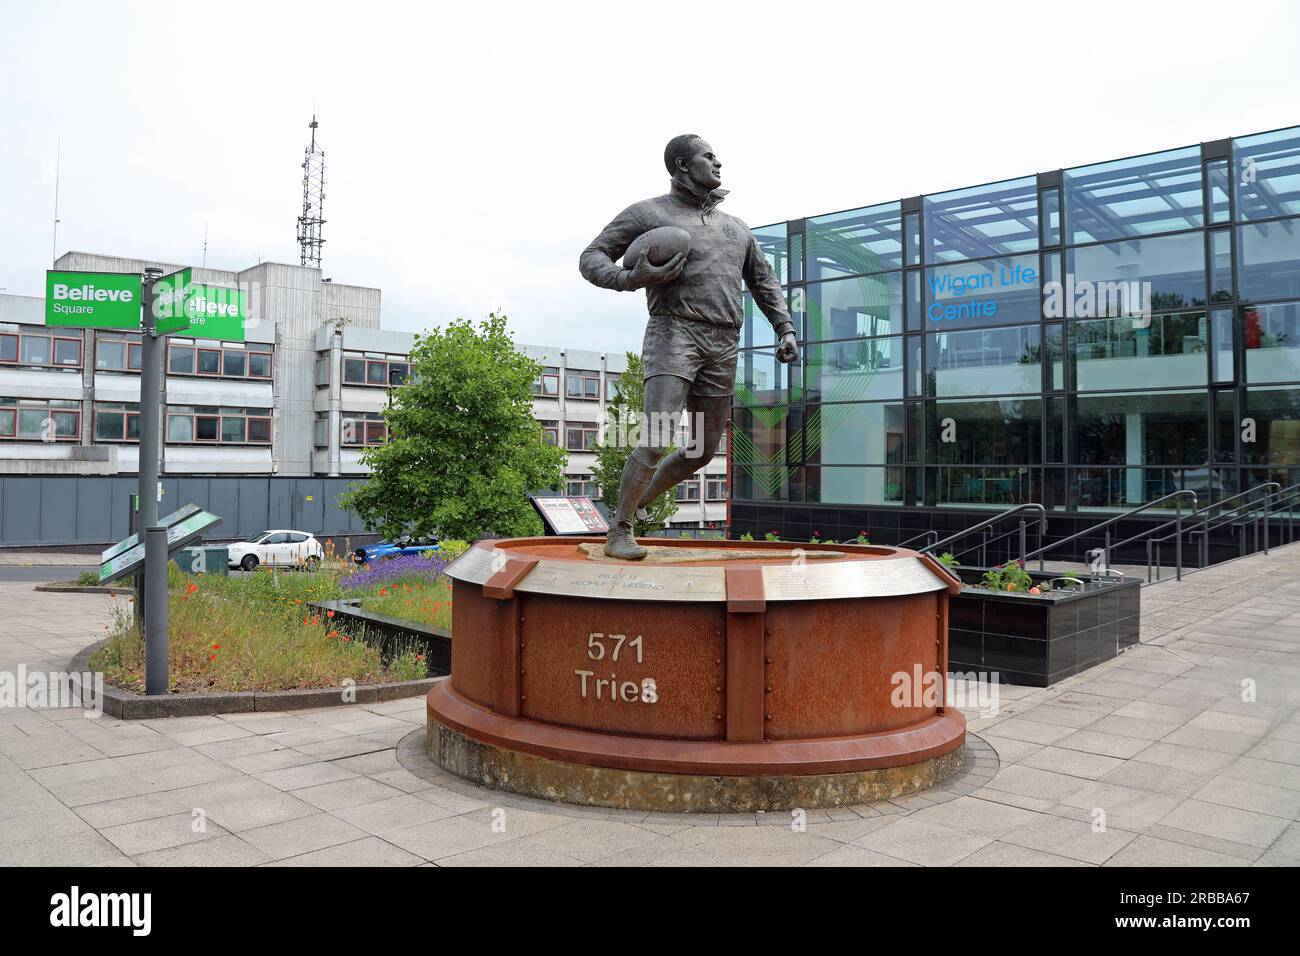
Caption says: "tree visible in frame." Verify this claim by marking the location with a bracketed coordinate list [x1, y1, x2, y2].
[340, 312, 566, 541]
[589, 352, 678, 535]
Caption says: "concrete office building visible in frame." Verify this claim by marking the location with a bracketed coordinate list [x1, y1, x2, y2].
[1, 252, 726, 530]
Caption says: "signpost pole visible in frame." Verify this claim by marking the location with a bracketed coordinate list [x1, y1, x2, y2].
[137, 268, 168, 695]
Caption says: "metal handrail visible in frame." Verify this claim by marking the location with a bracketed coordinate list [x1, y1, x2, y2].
[897, 530, 939, 550]
[1022, 489, 1197, 580]
[920, 503, 1047, 569]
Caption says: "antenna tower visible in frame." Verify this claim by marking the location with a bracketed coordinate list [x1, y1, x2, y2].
[297, 116, 326, 268]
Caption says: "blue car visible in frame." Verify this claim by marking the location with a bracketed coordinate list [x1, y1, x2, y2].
[352, 536, 441, 564]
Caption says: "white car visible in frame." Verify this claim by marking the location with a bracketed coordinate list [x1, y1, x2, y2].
[226, 530, 324, 572]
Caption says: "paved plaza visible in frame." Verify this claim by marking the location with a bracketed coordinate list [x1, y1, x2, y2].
[1, 546, 1298, 867]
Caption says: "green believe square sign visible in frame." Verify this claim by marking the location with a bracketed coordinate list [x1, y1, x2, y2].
[154, 268, 247, 341]
[45, 271, 142, 329]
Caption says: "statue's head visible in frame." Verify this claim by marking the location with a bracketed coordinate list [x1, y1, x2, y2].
[664, 134, 722, 192]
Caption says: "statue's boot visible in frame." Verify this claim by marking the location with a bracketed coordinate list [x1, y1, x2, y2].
[604, 453, 656, 561]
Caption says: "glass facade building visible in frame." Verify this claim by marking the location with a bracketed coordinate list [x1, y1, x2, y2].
[731, 125, 1300, 541]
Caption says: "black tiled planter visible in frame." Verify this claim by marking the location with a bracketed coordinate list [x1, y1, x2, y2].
[946, 567, 1141, 688]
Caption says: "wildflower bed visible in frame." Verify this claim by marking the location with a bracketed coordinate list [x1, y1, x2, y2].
[91, 550, 454, 694]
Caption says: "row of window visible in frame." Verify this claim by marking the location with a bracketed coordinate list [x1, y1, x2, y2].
[738, 301, 1300, 404]
[533, 367, 622, 401]
[314, 352, 410, 388]
[732, 386, 1300, 470]
[0, 399, 272, 445]
[734, 464, 1299, 513]
[313, 412, 388, 449]
[745, 215, 1300, 353]
[0, 330, 274, 379]
[560, 475, 728, 502]
[754, 126, 1300, 280]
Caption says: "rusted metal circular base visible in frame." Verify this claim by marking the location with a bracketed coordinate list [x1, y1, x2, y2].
[433, 536, 966, 810]
[427, 706, 969, 812]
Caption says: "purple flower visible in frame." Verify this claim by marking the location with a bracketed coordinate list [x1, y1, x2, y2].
[341, 552, 449, 592]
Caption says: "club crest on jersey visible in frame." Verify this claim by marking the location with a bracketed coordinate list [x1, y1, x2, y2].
[721, 222, 740, 243]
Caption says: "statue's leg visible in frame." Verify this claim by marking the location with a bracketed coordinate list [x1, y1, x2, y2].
[635, 392, 731, 509]
[605, 374, 691, 560]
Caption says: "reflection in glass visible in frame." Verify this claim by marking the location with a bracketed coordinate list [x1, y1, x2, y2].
[804, 402, 903, 466]
[753, 222, 789, 285]
[806, 202, 902, 280]
[1242, 384, 1300, 464]
[924, 177, 1038, 264]
[924, 253, 1040, 328]
[1209, 229, 1233, 302]
[1068, 232, 1206, 311]
[1074, 390, 1208, 466]
[927, 397, 1042, 464]
[1071, 313, 1208, 391]
[806, 338, 903, 404]
[1064, 146, 1203, 243]
[805, 273, 901, 342]
[926, 325, 1042, 397]
[1237, 215, 1300, 302]
[1242, 301, 1300, 383]
[1233, 126, 1300, 221]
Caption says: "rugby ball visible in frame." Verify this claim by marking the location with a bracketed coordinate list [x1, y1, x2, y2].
[623, 226, 692, 269]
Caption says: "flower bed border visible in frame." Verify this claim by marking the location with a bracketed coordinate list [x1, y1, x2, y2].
[308, 598, 451, 677]
[69, 639, 443, 720]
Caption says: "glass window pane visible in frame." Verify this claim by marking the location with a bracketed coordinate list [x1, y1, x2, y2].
[1071, 313, 1207, 391]
[1075, 390, 1208, 465]
[925, 466, 1039, 509]
[1209, 229, 1233, 303]
[97, 341, 126, 369]
[752, 222, 788, 285]
[924, 253, 1040, 329]
[0, 408, 14, 436]
[1237, 214, 1300, 302]
[1213, 308, 1235, 383]
[197, 350, 220, 374]
[221, 417, 246, 443]
[903, 212, 920, 267]
[367, 361, 387, 384]
[734, 350, 783, 404]
[53, 411, 77, 437]
[1243, 386, 1300, 464]
[926, 325, 1042, 397]
[743, 292, 778, 349]
[166, 415, 193, 442]
[0, 336, 16, 363]
[1064, 146, 1203, 243]
[804, 402, 904, 466]
[806, 337, 904, 403]
[790, 232, 803, 283]
[904, 270, 921, 332]
[169, 347, 194, 374]
[344, 357, 366, 383]
[924, 177, 1038, 264]
[803, 466, 905, 506]
[313, 418, 326, 447]
[388, 362, 408, 385]
[18, 409, 47, 438]
[21, 336, 50, 365]
[1067, 232, 1206, 312]
[249, 352, 271, 377]
[126, 414, 139, 440]
[1243, 300, 1300, 383]
[807, 202, 902, 280]
[195, 417, 219, 441]
[1041, 187, 1061, 246]
[805, 273, 902, 342]
[926, 397, 1043, 465]
[223, 351, 247, 377]
[54, 339, 80, 366]
[1206, 159, 1231, 224]
[129, 344, 142, 370]
[95, 411, 124, 440]
[1233, 126, 1300, 221]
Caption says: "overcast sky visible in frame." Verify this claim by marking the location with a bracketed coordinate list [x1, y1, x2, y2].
[3, 0, 1299, 354]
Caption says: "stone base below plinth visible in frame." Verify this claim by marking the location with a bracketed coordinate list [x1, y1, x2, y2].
[426, 716, 968, 813]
